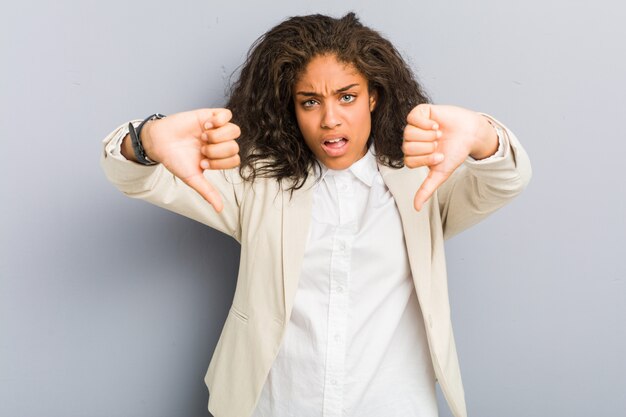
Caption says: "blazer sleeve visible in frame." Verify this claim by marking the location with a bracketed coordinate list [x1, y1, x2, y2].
[437, 114, 532, 240]
[100, 121, 244, 242]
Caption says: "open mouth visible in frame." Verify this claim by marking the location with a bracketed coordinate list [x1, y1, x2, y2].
[321, 137, 349, 157]
[323, 137, 348, 149]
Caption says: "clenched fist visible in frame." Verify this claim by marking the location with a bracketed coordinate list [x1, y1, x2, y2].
[123, 108, 241, 212]
[403, 104, 499, 211]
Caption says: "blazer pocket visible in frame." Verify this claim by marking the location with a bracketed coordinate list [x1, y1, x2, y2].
[229, 305, 249, 323]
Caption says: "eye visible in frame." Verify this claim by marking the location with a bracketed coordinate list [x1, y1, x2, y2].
[302, 99, 319, 109]
[340, 94, 356, 103]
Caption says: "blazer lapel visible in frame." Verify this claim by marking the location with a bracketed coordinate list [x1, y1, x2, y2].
[378, 164, 433, 301]
[281, 174, 316, 321]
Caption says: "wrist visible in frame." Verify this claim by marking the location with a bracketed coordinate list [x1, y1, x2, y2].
[120, 133, 138, 162]
[140, 119, 158, 161]
[128, 113, 166, 165]
[469, 115, 499, 160]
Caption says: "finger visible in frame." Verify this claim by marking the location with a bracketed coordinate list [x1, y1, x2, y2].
[201, 108, 233, 130]
[404, 152, 444, 169]
[413, 170, 449, 211]
[184, 173, 224, 212]
[202, 122, 241, 143]
[403, 124, 441, 142]
[407, 104, 439, 131]
[201, 140, 240, 160]
[200, 154, 241, 170]
[402, 140, 438, 156]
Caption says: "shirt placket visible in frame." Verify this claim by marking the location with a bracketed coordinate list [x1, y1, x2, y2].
[322, 175, 357, 417]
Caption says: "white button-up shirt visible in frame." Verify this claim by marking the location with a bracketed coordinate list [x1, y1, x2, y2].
[251, 148, 438, 417]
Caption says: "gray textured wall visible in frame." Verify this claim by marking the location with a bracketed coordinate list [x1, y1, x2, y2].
[1, 1, 624, 416]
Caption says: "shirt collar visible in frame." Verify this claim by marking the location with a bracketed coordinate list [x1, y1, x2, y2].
[316, 145, 378, 187]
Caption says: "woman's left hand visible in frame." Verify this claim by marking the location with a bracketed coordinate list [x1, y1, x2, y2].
[402, 104, 499, 211]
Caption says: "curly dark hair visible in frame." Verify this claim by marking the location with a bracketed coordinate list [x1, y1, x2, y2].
[227, 12, 430, 190]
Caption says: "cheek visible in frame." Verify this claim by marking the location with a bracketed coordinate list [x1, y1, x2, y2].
[355, 108, 372, 135]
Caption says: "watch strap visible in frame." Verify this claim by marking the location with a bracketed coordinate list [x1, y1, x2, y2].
[128, 113, 166, 165]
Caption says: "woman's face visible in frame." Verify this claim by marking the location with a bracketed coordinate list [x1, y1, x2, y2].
[293, 54, 377, 170]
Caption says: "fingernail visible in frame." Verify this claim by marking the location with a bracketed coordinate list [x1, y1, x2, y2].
[434, 153, 444, 163]
[432, 123, 439, 130]
[204, 122, 213, 130]
[436, 130, 442, 138]
[200, 160, 209, 169]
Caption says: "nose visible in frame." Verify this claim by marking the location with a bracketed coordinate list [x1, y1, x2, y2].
[321, 103, 342, 128]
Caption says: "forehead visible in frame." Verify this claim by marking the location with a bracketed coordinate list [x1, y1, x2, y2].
[294, 54, 366, 90]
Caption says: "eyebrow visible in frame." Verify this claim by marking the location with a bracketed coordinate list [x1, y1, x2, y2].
[295, 83, 360, 97]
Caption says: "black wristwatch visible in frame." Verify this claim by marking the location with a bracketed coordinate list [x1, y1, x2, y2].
[128, 113, 166, 165]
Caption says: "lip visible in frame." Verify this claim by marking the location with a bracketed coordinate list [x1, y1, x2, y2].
[320, 135, 349, 157]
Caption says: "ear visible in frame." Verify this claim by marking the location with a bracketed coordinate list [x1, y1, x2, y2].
[369, 90, 378, 112]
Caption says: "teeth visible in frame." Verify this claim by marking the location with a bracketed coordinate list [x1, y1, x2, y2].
[325, 138, 343, 143]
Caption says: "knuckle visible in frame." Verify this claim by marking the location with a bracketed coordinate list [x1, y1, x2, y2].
[227, 155, 240, 169]
[218, 108, 232, 124]
[204, 131, 217, 143]
[430, 154, 442, 164]
[211, 108, 230, 126]
[227, 123, 240, 138]
[407, 108, 419, 124]
[403, 125, 417, 141]
[210, 159, 224, 169]
[203, 145, 216, 158]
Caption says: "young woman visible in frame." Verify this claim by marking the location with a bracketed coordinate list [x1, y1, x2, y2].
[102, 12, 531, 417]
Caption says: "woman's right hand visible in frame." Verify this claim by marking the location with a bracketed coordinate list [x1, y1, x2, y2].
[129, 108, 241, 213]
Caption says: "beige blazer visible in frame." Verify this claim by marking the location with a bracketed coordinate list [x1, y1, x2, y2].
[101, 115, 531, 417]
